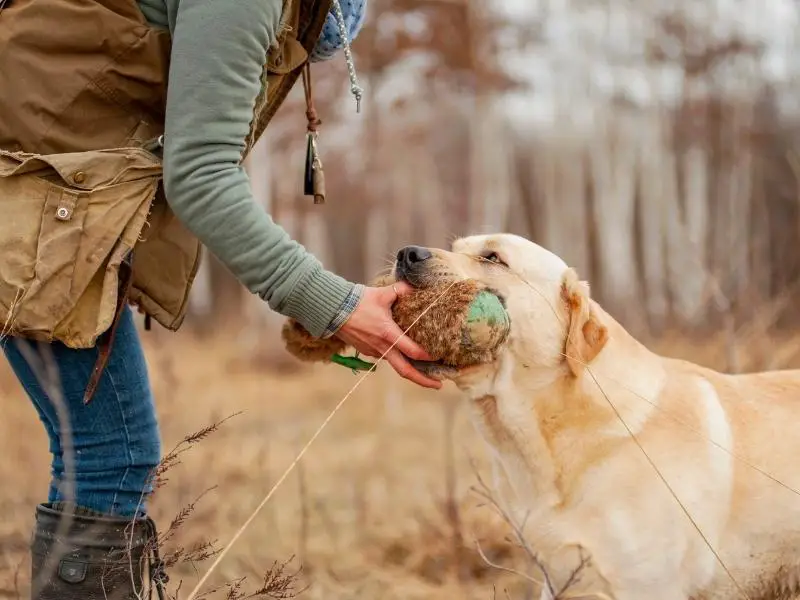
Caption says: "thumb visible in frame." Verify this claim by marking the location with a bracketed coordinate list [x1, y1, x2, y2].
[376, 280, 414, 305]
[387, 280, 416, 299]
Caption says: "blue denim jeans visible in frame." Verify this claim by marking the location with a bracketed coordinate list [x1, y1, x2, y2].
[2, 306, 161, 518]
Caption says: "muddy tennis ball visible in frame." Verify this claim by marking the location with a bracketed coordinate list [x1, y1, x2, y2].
[389, 280, 510, 367]
[281, 279, 510, 370]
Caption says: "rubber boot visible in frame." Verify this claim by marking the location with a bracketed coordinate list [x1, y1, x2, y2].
[30, 502, 168, 600]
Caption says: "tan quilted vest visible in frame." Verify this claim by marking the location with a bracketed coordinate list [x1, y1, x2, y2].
[0, 0, 331, 352]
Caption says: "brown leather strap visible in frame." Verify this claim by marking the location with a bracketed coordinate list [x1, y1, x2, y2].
[302, 62, 320, 135]
[82, 254, 136, 405]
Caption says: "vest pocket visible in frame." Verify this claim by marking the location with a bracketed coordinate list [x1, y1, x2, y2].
[0, 148, 162, 348]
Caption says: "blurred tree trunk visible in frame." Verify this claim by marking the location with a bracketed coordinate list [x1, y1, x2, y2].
[384, 150, 413, 253]
[534, 136, 559, 254]
[749, 161, 772, 311]
[588, 108, 641, 324]
[636, 108, 670, 331]
[557, 141, 591, 281]
[676, 144, 710, 321]
[665, 141, 710, 325]
[711, 100, 755, 309]
[511, 132, 543, 243]
[323, 168, 370, 283]
[504, 144, 533, 240]
[363, 67, 392, 280]
[662, 83, 711, 326]
[416, 120, 450, 247]
[533, 116, 592, 280]
[468, 101, 512, 235]
[464, 0, 512, 235]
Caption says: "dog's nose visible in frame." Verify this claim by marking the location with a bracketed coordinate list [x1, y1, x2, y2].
[397, 245, 432, 268]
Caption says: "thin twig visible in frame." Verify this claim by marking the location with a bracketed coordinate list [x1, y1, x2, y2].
[474, 539, 543, 588]
[13, 340, 77, 596]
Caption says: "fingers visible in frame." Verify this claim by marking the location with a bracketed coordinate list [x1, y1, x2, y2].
[382, 322, 433, 361]
[338, 331, 441, 390]
[385, 348, 442, 389]
[349, 325, 434, 366]
[336, 283, 442, 389]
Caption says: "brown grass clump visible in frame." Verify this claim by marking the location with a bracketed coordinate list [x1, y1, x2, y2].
[4, 309, 799, 599]
[0, 328, 532, 600]
[282, 280, 509, 368]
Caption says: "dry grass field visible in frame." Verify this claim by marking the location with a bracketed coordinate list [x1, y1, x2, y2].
[1, 319, 799, 600]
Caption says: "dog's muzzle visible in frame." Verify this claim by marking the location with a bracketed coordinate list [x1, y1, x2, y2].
[394, 245, 432, 286]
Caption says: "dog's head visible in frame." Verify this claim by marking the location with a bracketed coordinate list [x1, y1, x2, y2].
[393, 234, 609, 380]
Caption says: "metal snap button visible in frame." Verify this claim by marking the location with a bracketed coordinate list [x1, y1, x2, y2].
[72, 171, 86, 184]
[56, 206, 71, 220]
[58, 558, 87, 583]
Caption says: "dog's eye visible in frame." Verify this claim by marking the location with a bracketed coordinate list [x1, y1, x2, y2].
[482, 252, 507, 266]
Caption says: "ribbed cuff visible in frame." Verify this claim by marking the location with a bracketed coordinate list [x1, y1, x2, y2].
[322, 283, 365, 338]
[281, 266, 357, 338]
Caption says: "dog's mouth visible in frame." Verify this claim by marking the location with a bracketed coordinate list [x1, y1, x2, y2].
[408, 358, 460, 379]
[393, 262, 428, 288]
[393, 263, 509, 381]
[394, 261, 462, 291]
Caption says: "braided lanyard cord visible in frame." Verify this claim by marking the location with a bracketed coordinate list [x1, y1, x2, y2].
[331, 0, 364, 113]
[300, 0, 364, 204]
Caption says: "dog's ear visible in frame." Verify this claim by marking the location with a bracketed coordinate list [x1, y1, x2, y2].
[561, 269, 608, 377]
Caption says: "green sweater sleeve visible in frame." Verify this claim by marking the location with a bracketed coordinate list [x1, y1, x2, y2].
[156, 0, 359, 337]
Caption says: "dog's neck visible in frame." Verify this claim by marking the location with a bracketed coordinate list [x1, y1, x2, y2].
[578, 303, 667, 436]
[456, 304, 667, 515]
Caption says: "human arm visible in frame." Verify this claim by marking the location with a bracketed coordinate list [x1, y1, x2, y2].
[159, 0, 439, 387]
[162, 0, 353, 338]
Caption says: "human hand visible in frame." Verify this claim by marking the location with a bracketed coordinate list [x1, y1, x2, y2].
[335, 282, 443, 390]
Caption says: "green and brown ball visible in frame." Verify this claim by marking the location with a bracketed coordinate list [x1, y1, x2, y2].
[281, 279, 511, 368]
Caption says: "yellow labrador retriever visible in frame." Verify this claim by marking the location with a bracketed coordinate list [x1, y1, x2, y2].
[394, 233, 800, 600]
